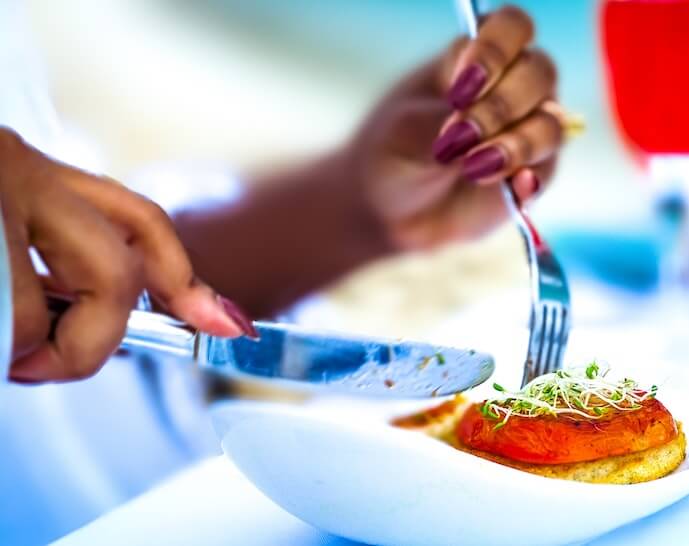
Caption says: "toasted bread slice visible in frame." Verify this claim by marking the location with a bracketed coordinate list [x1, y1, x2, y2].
[450, 424, 686, 484]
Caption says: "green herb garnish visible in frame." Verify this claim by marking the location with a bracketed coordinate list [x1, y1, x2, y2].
[481, 363, 658, 430]
[586, 361, 599, 379]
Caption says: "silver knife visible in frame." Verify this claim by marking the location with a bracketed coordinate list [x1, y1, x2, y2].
[49, 296, 494, 399]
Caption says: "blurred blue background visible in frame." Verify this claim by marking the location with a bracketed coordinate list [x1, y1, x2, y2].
[3, 0, 672, 544]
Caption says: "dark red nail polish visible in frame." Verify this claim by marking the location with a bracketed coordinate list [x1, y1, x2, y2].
[448, 64, 488, 110]
[218, 296, 259, 339]
[432, 120, 481, 164]
[461, 146, 506, 181]
[9, 376, 42, 385]
[506, 177, 522, 207]
[531, 172, 542, 195]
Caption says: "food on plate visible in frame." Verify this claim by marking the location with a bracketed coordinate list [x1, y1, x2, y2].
[393, 363, 686, 484]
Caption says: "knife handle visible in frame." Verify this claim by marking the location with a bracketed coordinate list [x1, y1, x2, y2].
[46, 295, 197, 359]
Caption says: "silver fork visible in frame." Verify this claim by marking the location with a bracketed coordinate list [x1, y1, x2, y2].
[455, 0, 571, 386]
[500, 186, 571, 386]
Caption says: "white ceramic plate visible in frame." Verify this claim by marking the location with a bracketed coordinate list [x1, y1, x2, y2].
[211, 398, 689, 546]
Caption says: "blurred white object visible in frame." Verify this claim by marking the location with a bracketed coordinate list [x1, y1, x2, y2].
[211, 396, 689, 546]
[0, 207, 10, 383]
[0, 1, 61, 155]
[648, 156, 689, 194]
[126, 161, 244, 213]
[48, 452, 689, 546]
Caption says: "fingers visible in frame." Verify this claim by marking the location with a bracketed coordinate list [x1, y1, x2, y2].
[2, 130, 255, 384]
[11, 190, 143, 381]
[434, 49, 556, 165]
[464, 48, 556, 136]
[1, 203, 49, 363]
[458, 108, 563, 186]
[390, 156, 559, 250]
[444, 5, 535, 108]
[391, 5, 535, 103]
[59, 170, 250, 338]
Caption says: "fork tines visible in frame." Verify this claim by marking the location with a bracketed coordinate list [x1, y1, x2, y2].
[522, 302, 570, 386]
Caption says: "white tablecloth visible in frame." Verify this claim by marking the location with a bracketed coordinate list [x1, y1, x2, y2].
[53, 455, 689, 546]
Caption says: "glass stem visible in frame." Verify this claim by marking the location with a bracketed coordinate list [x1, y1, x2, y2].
[649, 155, 689, 289]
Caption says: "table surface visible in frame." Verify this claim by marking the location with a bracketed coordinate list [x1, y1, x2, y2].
[53, 455, 689, 546]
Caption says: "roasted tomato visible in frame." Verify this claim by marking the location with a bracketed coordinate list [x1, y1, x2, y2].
[457, 398, 678, 464]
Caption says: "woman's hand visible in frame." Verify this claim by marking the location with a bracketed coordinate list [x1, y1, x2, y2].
[170, 5, 562, 318]
[350, 5, 562, 249]
[0, 128, 254, 383]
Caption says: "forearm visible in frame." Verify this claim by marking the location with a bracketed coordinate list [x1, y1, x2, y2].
[173, 150, 394, 318]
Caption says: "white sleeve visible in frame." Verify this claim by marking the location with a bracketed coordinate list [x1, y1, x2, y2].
[0, 0, 62, 380]
[0, 198, 10, 381]
[0, 0, 62, 156]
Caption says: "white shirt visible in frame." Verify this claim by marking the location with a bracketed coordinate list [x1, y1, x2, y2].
[0, 7, 221, 545]
[0, 0, 65, 381]
[0, 1, 62, 152]
[0, 203, 9, 383]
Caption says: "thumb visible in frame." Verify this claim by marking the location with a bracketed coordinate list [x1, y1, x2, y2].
[370, 157, 460, 223]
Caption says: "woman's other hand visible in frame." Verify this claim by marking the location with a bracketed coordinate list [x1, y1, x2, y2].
[351, 5, 562, 249]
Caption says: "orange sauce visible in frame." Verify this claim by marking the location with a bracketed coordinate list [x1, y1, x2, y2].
[391, 399, 460, 429]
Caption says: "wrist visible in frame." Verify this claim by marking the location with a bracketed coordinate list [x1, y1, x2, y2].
[323, 145, 397, 262]
[172, 149, 397, 317]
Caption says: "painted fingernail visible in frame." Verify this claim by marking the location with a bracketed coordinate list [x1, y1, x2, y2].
[530, 172, 541, 195]
[432, 120, 481, 164]
[8, 347, 54, 383]
[449, 63, 488, 110]
[461, 146, 507, 181]
[9, 375, 43, 385]
[218, 296, 259, 339]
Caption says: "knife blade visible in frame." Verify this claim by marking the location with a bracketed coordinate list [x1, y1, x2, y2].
[49, 297, 494, 399]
